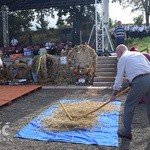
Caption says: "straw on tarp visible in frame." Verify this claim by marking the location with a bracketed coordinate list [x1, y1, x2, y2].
[41, 101, 118, 131]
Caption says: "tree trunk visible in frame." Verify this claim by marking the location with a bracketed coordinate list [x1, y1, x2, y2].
[145, 11, 149, 26]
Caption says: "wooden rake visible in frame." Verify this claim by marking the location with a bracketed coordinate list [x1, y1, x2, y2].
[60, 87, 130, 121]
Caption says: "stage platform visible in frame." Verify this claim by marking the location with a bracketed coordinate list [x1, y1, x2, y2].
[0, 85, 41, 107]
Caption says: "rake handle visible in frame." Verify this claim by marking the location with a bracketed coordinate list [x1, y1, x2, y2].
[115, 87, 130, 97]
[75, 87, 130, 121]
[60, 102, 73, 120]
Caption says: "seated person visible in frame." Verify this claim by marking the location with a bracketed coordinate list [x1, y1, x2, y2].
[55, 41, 65, 55]
[10, 37, 18, 49]
[33, 43, 41, 57]
[23, 44, 33, 57]
[45, 41, 57, 55]
[38, 48, 47, 55]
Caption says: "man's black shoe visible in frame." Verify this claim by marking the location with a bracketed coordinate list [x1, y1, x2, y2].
[117, 130, 132, 140]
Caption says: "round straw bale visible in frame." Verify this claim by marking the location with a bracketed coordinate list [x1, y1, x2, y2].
[31, 54, 58, 83]
[67, 44, 97, 84]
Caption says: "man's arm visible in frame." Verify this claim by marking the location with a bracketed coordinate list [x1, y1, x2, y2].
[113, 57, 125, 91]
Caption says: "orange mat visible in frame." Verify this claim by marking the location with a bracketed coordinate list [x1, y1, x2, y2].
[0, 85, 42, 107]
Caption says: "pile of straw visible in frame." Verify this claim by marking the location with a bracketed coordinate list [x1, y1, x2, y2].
[41, 101, 118, 131]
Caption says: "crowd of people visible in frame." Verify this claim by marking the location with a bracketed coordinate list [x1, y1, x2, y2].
[4, 38, 72, 58]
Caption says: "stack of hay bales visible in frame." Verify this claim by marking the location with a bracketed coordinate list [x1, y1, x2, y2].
[31, 44, 97, 85]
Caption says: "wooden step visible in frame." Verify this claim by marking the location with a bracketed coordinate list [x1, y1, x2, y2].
[93, 81, 114, 86]
[94, 76, 115, 82]
[96, 59, 118, 64]
[95, 68, 117, 72]
[93, 56, 117, 87]
[95, 72, 117, 76]
[97, 56, 117, 60]
[96, 64, 117, 68]
[96, 56, 118, 63]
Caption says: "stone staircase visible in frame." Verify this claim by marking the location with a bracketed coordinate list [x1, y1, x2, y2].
[93, 56, 118, 87]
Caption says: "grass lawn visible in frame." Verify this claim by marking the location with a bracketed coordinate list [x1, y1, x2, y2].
[126, 37, 150, 53]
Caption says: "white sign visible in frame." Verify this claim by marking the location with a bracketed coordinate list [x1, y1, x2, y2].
[78, 78, 85, 83]
[60, 56, 67, 64]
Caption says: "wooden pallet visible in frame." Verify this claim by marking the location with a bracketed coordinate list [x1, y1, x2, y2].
[0, 85, 41, 107]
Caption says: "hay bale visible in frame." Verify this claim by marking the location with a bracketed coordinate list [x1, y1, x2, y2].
[46, 54, 59, 80]
[54, 64, 72, 85]
[6, 62, 29, 80]
[41, 101, 118, 131]
[0, 63, 7, 80]
[31, 54, 58, 83]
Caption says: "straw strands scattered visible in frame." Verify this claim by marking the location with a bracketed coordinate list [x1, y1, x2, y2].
[41, 101, 119, 131]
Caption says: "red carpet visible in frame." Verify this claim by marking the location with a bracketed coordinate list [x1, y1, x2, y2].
[0, 85, 41, 106]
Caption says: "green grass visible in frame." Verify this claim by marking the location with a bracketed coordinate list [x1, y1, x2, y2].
[126, 37, 150, 53]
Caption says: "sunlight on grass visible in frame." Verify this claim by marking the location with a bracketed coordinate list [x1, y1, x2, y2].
[126, 37, 150, 53]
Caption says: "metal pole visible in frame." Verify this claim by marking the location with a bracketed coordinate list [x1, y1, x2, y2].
[102, 0, 109, 51]
[80, 30, 82, 44]
[1, 5, 9, 47]
[95, 0, 98, 52]
[88, 24, 95, 45]
[104, 25, 114, 51]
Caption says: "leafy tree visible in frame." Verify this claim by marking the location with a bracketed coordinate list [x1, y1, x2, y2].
[0, 9, 35, 46]
[34, 8, 54, 30]
[133, 15, 144, 25]
[33, 8, 57, 43]
[56, 17, 66, 28]
[54, 5, 95, 28]
[109, 18, 115, 28]
[112, 0, 150, 26]
[0, 5, 96, 46]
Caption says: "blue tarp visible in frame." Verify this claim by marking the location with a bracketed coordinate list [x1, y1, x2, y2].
[15, 99, 121, 147]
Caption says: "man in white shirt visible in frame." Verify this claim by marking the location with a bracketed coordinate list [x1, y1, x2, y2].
[137, 25, 144, 38]
[124, 24, 130, 39]
[130, 24, 138, 38]
[110, 44, 150, 140]
[45, 41, 56, 55]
